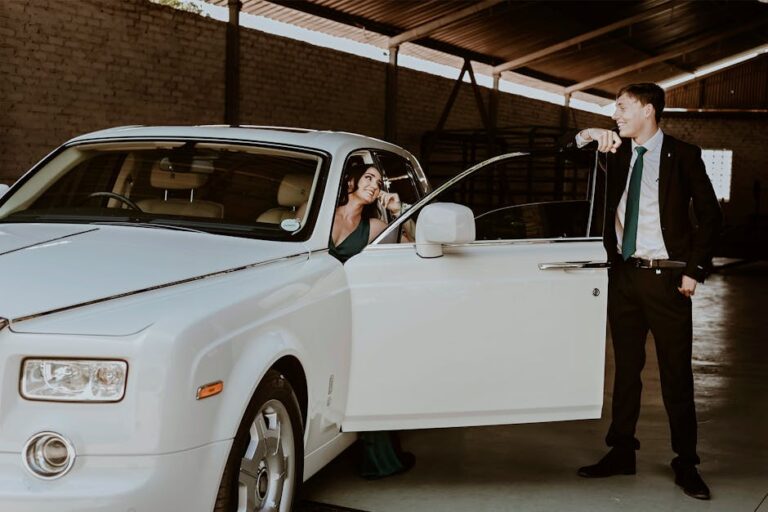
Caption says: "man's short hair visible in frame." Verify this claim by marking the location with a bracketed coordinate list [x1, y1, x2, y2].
[617, 83, 665, 123]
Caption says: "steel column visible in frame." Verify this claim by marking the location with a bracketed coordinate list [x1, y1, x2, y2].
[385, 46, 399, 143]
[225, 0, 241, 126]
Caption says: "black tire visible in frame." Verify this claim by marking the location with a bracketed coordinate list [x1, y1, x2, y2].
[214, 370, 304, 512]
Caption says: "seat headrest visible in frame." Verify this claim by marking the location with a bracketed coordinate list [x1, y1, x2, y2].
[278, 174, 313, 207]
[150, 159, 211, 190]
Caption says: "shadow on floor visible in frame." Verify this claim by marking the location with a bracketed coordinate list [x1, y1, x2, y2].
[298, 500, 370, 512]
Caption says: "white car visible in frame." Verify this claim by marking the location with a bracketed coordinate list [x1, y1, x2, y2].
[0, 126, 608, 511]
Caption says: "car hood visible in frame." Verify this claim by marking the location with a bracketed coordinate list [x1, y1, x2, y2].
[0, 223, 307, 324]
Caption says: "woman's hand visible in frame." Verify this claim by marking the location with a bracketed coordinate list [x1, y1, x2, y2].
[379, 192, 402, 216]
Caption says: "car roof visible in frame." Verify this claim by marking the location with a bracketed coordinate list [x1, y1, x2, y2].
[67, 125, 410, 157]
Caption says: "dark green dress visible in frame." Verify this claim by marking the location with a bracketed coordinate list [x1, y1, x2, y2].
[329, 217, 370, 263]
[329, 217, 409, 478]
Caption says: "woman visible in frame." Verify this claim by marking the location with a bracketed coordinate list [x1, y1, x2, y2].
[330, 161, 415, 479]
[330, 162, 401, 262]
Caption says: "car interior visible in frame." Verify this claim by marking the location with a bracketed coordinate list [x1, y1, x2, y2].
[4, 142, 324, 238]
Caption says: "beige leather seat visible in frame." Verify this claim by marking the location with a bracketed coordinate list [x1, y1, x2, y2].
[137, 161, 224, 219]
[257, 174, 313, 224]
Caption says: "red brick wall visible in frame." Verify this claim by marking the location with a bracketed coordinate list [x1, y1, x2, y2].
[661, 116, 768, 226]
[1, 0, 225, 182]
[0, 0, 606, 182]
[2, 0, 764, 226]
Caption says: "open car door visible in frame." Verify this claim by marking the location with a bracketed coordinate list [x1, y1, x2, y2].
[342, 151, 609, 432]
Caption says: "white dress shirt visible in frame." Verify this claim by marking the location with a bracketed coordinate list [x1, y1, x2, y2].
[577, 128, 669, 259]
[617, 129, 668, 259]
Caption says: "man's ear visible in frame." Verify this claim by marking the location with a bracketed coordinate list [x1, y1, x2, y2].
[644, 103, 654, 120]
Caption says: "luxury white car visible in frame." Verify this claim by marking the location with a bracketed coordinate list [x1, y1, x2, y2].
[0, 126, 608, 511]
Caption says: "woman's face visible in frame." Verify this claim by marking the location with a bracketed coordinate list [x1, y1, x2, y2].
[349, 166, 383, 205]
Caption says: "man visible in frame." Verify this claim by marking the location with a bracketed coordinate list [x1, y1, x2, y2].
[567, 83, 721, 500]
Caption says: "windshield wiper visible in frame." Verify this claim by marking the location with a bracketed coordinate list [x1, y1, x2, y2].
[91, 220, 208, 234]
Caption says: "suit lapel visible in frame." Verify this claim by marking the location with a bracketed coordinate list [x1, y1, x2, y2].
[658, 135, 674, 218]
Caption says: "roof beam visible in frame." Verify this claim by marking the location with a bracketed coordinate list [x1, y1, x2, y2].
[388, 0, 505, 48]
[265, 0, 504, 66]
[659, 43, 768, 90]
[564, 19, 768, 94]
[492, 2, 673, 75]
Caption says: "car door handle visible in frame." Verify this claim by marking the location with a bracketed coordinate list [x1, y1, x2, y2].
[538, 261, 610, 270]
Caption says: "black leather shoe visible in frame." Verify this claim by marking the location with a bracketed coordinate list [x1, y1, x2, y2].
[577, 449, 636, 478]
[671, 460, 711, 500]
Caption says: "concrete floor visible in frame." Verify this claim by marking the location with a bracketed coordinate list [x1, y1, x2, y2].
[301, 261, 768, 511]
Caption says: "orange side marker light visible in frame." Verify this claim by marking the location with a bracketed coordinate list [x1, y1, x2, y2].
[196, 380, 224, 400]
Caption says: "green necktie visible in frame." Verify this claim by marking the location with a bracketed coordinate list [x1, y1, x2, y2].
[621, 146, 648, 261]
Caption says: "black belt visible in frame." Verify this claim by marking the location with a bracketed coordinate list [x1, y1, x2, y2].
[624, 257, 686, 269]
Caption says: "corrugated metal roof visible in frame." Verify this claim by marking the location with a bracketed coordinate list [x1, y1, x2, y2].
[209, 0, 768, 105]
[666, 54, 768, 109]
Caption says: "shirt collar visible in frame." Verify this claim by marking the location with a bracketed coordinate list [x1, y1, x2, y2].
[632, 128, 663, 154]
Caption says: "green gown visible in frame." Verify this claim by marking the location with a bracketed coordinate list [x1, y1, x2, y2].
[329, 217, 370, 263]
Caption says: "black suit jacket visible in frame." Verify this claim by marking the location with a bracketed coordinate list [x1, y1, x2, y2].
[563, 131, 722, 282]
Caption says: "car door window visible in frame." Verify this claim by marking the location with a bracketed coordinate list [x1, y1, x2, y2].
[373, 151, 423, 222]
[382, 151, 603, 242]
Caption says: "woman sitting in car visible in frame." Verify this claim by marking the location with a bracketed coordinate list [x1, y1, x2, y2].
[329, 160, 415, 479]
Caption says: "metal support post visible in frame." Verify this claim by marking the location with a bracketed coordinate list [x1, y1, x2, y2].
[385, 46, 399, 143]
[489, 73, 500, 156]
[225, 0, 241, 126]
[560, 93, 572, 130]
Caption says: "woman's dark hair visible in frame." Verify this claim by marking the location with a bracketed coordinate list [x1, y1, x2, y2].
[338, 160, 381, 219]
[617, 83, 665, 123]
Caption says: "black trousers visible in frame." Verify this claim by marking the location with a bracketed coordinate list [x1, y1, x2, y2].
[606, 259, 700, 465]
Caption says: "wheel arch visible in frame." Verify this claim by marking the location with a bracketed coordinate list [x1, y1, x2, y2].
[270, 355, 308, 429]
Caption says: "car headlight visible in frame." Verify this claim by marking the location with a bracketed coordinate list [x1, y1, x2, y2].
[20, 359, 128, 402]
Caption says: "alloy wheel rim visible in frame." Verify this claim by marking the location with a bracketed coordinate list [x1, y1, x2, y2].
[238, 399, 295, 512]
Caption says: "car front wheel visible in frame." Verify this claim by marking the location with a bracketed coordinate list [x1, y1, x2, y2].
[215, 370, 304, 512]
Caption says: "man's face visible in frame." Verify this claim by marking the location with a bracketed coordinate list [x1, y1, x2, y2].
[612, 93, 654, 138]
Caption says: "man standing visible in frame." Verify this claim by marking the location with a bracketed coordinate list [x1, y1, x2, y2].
[569, 83, 721, 500]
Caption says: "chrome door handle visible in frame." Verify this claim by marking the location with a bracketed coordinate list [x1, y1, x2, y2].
[538, 261, 610, 270]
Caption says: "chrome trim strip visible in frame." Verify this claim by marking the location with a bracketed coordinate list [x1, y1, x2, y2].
[365, 237, 602, 251]
[448, 237, 603, 247]
[362, 243, 416, 252]
[10, 252, 309, 325]
[538, 261, 610, 270]
[0, 228, 99, 257]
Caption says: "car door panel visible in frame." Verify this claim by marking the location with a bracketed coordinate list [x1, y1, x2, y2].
[342, 239, 607, 432]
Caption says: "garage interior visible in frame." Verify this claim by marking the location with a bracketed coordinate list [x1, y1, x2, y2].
[2, 0, 767, 510]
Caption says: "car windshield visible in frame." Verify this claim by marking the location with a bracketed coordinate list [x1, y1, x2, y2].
[0, 140, 326, 240]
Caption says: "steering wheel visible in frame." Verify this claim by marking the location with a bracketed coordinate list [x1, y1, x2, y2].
[85, 192, 143, 211]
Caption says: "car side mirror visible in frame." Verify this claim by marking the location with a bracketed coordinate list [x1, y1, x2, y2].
[415, 202, 476, 258]
[0, 184, 9, 200]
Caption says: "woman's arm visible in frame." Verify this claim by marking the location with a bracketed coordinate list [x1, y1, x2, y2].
[369, 218, 388, 242]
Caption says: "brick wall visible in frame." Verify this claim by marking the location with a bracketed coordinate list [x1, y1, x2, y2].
[661, 116, 768, 226]
[1, 0, 225, 182]
[2, 0, 764, 226]
[0, 0, 607, 183]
